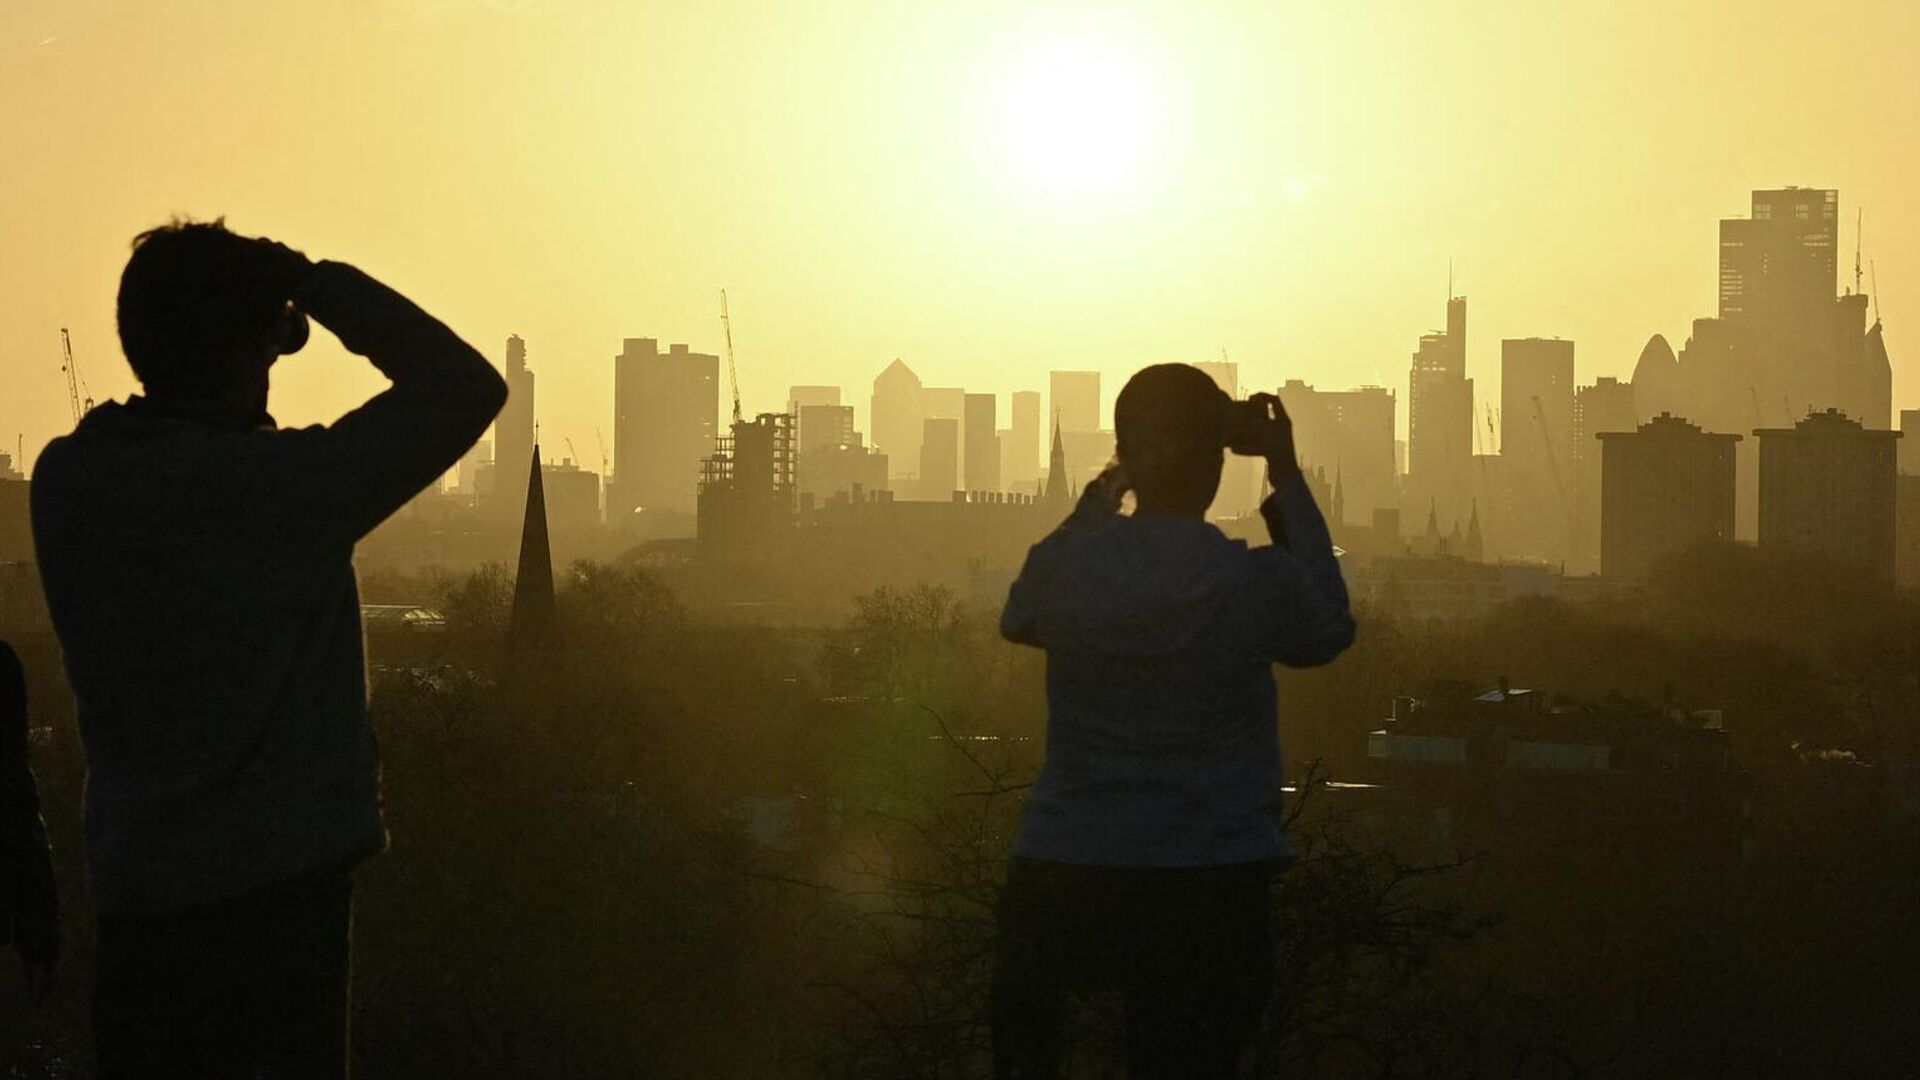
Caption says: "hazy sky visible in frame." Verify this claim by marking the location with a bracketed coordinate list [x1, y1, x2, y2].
[4, 0, 1917, 472]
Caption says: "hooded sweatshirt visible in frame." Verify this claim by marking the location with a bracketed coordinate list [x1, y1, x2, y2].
[1001, 472, 1354, 867]
[30, 261, 506, 916]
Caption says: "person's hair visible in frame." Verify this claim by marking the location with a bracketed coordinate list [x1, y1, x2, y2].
[1114, 363, 1227, 512]
[116, 218, 291, 395]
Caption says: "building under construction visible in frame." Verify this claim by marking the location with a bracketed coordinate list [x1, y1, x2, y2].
[697, 412, 797, 560]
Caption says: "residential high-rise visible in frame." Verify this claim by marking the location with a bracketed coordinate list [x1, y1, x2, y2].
[1050, 371, 1101, 434]
[871, 359, 924, 486]
[964, 393, 1000, 493]
[611, 337, 719, 522]
[1408, 296, 1474, 526]
[1597, 414, 1738, 580]
[1005, 390, 1042, 487]
[492, 335, 536, 522]
[1756, 409, 1900, 582]
[919, 418, 960, 501]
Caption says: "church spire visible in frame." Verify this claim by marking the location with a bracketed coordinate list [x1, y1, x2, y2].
[1043, 412, 1069, 505]
[508, 443, 556, 652]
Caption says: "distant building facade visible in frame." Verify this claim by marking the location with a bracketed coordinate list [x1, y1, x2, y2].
[1004, 390, 1042, 489]
[870, 359, 925, 488]
[492, 335, 536, 521]
[1755, 409, 1900, 581]
[1277, 379, 1396, 527]
[1597, 413, 1739, 580]
[964, 392, 1001, 493]
[919, 418, 959, 501]
[1500, 337, 1576, 561]
[1408, 296, 1474, 531]
[1570, 376, 1637, 572]
[1050, 371, 1101, 435]
[612, 338, 719, 521]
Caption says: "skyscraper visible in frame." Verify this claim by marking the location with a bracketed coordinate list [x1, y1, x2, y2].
[492, 334, 536, 522]
[1005, 390, 1042, 487]
[919, 418, 960, 501]
[1499, 337, 1576, 559]
[1756, 409, 1900, 582]
[871, 359, 924, 486]
[789, 385, 842, 450]
[1407, 296, 1474, 526]
[1719, 188, 1837, 322]
[1050, 371, 1101, 434]
[964, 392, 1000, 493]
[1597, 414, 1738, 580]
[611, 338, 719, 522]
[1570, 376, 1638, 571]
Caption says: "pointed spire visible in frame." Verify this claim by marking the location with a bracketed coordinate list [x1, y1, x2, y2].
[509, 443, 557, 651]
[1467, 499, 1482, 540]
[1044, 412, 1069, 505]
[1424, 498, 1441, 540]
[1331, 463, 1345, 524]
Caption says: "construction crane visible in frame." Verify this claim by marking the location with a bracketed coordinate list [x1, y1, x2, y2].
[564, 436, 582, 469]
[59, 328, 93, 425]
[719, 289, 743, 426]
[594, 428, 610, 477]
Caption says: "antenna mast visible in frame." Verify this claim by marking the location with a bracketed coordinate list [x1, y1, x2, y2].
[719, 289, 743, 425]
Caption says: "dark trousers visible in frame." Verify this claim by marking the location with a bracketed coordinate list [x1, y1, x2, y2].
[990, 857, 1275, 1080]
[93, 868, 354, 1080]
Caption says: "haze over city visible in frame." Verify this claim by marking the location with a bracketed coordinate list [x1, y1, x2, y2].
[5, 0, 1920, 468]
[6, 3, 1920, 1077]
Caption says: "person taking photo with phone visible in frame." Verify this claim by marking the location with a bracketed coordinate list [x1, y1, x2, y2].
[991, 362, 1355, 1079]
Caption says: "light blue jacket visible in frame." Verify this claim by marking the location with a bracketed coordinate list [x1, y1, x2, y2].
[1001, 472, 1354, 867]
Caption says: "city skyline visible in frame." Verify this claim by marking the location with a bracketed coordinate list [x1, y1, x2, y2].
[5, 2, 1920, 477]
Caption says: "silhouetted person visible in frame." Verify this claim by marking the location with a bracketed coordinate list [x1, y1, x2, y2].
[0, 642, 57, 1004]
[30, 220, 506, 1078]
[991, 364, 1354, 1079]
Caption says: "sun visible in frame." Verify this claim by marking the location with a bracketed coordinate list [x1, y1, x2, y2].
[996, 35, 1162, 197]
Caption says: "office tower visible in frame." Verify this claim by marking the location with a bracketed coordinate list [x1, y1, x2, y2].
[1643, 189, 1893, 542]
[1570, 377, 1638, 571]
[492, 335, 536, 521]
[789, 385, 841, 411]
[1408, 296, 1474, 525]
[919, 418, 960, 501]
[1756, 409, 1900, 581]
[1275, 380, 1397, 527]
[1499, 337, 1576, 557]
[1597, 414, 1739, 580]
[871, 359, 924, 485]
[609, 338, 719, 521]
[789, 385, 842, 451]
[1719, 188, 1837, 322]
[795, 403, 881, 502]
[1628, 334, 1681, 421]
[1005, 390, 1042, 486]
[1050, 371, 1102, 434]
[1900, 409, 1920, 475]
[964, 393, 1000, 493]
[796, 404, 856, 453]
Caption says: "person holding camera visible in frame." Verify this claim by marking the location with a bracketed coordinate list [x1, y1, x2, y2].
[991, 363, 1355, 1079]
[30, 219, 506, 1077]
[0, 641, 57, 1007]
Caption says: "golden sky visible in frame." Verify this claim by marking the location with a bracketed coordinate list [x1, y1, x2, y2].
[4, 0, 1917, 472]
